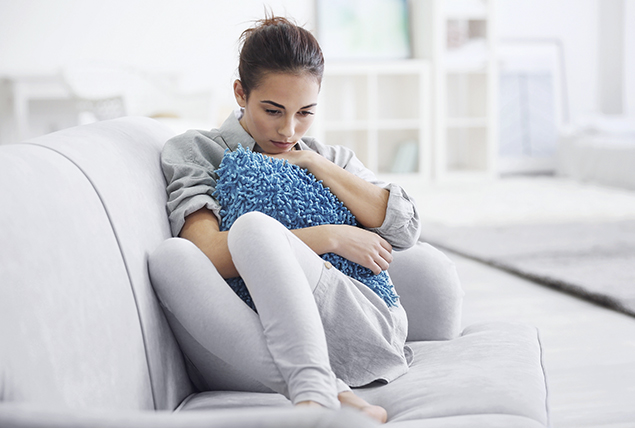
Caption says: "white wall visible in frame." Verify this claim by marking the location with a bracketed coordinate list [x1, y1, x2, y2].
[1, 0, 632, 138]
[497, 0, 635, 123]
[496, 0, 599, 124]
[626, 0, 635, 116]
[598, 0, 625, 115]
[0, 0, 315, 126]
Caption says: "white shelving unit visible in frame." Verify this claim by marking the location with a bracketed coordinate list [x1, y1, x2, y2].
[413, 0, 498, 181]
[310, 60, 432, 182]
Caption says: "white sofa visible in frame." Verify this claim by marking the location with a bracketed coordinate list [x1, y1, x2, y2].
[0, 117, 550, 427]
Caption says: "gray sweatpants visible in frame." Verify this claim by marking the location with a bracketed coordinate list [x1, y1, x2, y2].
[149, 212, 463, 409]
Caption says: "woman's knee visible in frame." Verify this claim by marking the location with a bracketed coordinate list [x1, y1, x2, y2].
[227, 212, 284, 254]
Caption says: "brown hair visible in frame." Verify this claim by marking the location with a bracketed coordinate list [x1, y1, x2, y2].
[238, 15, 324, 98]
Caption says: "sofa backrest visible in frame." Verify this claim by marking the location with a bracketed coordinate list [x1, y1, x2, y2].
[0, 118, 195, 411]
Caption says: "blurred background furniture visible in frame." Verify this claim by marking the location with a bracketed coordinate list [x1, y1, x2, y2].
[0, 62, 214, 146]
[311, 60, 431, 181]
[558, 115, 635, 191]
[314, 0, 498, 182]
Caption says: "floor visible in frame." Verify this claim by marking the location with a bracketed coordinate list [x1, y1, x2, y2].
[454, 251, 635, 428]
[400, 176, 635, 428]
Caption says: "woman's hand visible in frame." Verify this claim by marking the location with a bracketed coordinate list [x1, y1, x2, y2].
[328, 224, 393, 275]
[268, 149, 315, 170]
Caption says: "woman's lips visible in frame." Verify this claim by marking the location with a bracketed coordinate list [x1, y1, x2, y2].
[271, 141, 295, 149]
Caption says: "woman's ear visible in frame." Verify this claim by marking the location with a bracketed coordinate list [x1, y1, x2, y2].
[233, 80, 247, 108]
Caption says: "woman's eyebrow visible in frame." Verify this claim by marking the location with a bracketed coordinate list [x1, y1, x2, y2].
[261, 100, 317, 110]
[261, 100, 285, 109]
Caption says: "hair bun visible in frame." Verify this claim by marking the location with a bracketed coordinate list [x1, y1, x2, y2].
[238, 14, 324, 97]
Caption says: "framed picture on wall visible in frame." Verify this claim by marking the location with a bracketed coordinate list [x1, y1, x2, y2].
[316, 0, 411, 60]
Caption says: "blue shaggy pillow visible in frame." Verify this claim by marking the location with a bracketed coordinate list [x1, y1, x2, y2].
[213, 145, 399, 312]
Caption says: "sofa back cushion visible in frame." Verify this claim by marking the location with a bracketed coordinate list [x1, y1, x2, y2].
[0, 118, 194, 411]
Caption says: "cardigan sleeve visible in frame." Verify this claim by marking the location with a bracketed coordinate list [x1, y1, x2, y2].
[160, 130, 227, 237]
[367, 182, 421, 251]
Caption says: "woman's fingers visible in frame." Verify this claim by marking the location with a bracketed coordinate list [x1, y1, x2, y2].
[380, 237, 393, 253]
[331, 225, 394, 275]
[372, 259, 389, 275]
[379, 243, 393, 263]
[366, 237, 393, 274]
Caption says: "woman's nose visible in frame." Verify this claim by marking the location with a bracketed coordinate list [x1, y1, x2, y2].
[278, 117, 295, 139]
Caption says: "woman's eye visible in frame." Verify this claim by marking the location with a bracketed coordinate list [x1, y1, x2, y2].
[266, 109, 282, 115]
[299, 110, 315, 117]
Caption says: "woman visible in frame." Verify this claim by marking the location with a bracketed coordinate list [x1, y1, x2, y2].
[150, 15, 462, 423]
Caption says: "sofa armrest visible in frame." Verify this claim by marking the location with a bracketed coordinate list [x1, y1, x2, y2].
[0, 403, 378, 428]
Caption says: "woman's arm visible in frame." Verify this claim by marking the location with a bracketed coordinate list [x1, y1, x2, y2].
[272, 150, 389, 229]
[273, 146, 420, 250]
[181, 208, 393, 278]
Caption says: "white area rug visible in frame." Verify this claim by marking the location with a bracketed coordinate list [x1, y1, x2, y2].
[399, 177, 635, 317]
[420, 220, 635, 317]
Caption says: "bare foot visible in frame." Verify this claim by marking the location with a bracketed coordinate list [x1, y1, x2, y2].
[338, 391, 388, 424]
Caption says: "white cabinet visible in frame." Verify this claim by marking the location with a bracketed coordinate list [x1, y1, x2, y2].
[414, 0, 498, 180]
[312, 0, 497, 182]
[311, 60, 432, 181]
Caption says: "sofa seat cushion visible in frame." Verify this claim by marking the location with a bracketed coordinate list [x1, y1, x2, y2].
[176, 322, 549, 427]
[356, 322, 549, 425]
[384, 414, 548, 428]
[177, 391, 291, 411]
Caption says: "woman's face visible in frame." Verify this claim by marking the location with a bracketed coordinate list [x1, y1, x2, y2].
[234, 72, 320, 154]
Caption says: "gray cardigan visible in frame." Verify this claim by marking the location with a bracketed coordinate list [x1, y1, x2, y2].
[161, 111, 421, 250]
